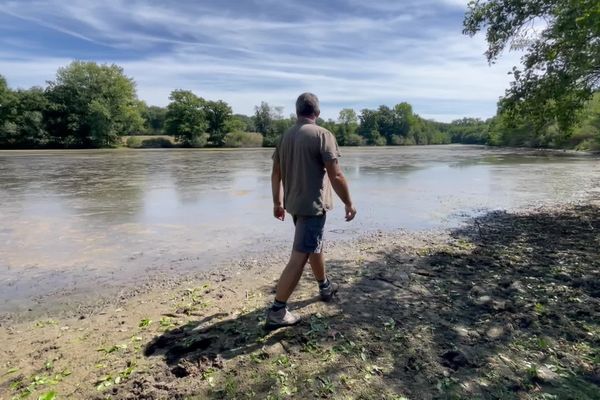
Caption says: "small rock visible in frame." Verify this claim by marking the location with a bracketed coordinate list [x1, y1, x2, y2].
[492, 300, 510, 311]
[475, 295, 492, 306]
[264, 342, 286, 357]
[486, 326, 504, 340]
[535, 366, 559, 383]
[509, 281, 526, 293]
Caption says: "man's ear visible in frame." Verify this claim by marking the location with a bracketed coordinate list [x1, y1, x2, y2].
[316, 111, 321, 118]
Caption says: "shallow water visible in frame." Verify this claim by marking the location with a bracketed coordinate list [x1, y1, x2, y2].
[1, 145, 599, 311]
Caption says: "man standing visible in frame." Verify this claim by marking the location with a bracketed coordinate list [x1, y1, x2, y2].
[266, 92, 356, 329]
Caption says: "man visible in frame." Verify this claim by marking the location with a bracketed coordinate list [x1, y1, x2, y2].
[266, 92, 357, 329]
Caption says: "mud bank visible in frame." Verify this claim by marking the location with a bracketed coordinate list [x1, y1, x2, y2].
[1, 200, 599, 399]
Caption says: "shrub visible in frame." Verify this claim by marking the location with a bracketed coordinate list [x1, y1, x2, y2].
[141, 137, 174, 148]
[344, 133, 365, 146]
[186, 133, 209, 148]
[126, 136, 142, 148]
[223, 131, 263, 148]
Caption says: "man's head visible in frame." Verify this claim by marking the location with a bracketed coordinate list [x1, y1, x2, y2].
[295, 92, 320, 119]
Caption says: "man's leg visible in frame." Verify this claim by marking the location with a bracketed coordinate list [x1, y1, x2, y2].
[309, 252, 338, 301]
[265, 250, 307, 329]
[308, 252, 325, 281]
[274, 250, 309, 303]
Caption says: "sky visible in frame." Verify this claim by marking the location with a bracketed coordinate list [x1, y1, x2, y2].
[0, 0, 522, 122]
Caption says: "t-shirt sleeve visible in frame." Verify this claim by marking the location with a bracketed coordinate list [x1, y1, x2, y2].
[320, 131, 341, 163]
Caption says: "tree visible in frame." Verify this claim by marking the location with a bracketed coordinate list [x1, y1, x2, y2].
[358, 109, 379, 142]
[338, 108, 358, 126]
[141, 104, 167, 134]
[464, 0, 600, 133]
[254, 101, 274, 137]
[337, 108, 359, 146]
[0, 75, 17, 145]
[227, 114, 255, 132]
[204, 100, 233, 146]
[393, 102, 414, 138]
[254, 102, 287, 146]
[0, 82, 50, 148]
[164, 90, 208, 147]
[45, 61, 143, 147]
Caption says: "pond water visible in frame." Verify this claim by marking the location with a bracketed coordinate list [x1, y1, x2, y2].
[1, 145, 599, 312]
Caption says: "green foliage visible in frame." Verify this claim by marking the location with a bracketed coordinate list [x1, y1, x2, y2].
[571, 93, 600, 150]
[228, 114, 255, 132]
[335, 108, 359, 145]
[0, 86, 50, 148]
[45, 61, 143, 147]
[204, 100, 233, 146]
[141, 104, 167, 134]
[165, 90, 208, 147]
[223, 131, 263, 148]
[487, 93, 600, 149]
[253, 102, 290, 147]
[126, 136, 142, 148]
[446, 118, 490, 144]
[140, 136, 174, 148]
[464, 0, 600, 134]
[355, 103, 453, 145]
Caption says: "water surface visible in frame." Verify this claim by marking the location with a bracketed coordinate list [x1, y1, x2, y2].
[1, 145, 598, 312]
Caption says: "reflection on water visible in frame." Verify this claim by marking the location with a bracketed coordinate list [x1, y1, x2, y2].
[1, 145, 598, 310]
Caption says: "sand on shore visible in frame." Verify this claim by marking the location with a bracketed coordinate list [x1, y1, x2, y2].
[1, 200, 600, 399]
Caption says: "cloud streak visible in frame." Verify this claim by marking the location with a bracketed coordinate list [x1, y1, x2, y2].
[0, 0, 521, 121]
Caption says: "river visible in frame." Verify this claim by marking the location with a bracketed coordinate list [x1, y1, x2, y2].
[1, 145, 598, 313]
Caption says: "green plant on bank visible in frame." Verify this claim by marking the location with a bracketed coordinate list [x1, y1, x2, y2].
[96, 343, 127, 354]
[37, 392, 57, 400]
[159, 316, 176, 330]
[174, 285, 211, 315]
[95, 361, 136, 391]
[34, 320, 57, 328]
[9, 369, 71, 399]
[138, 318, 152, 329]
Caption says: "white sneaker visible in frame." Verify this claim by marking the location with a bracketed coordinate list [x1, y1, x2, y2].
[265, 307, 301, 330]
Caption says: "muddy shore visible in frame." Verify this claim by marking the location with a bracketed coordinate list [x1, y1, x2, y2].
[1, 199, 599, 399]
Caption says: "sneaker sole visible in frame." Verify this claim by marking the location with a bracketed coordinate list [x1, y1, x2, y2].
[264, 319, 301, 331]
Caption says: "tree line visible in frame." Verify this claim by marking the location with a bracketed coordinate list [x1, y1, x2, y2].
[0, 61, 488, 149]
[1, 60, 598, 150]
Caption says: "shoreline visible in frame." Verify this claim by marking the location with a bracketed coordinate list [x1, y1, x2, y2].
[0, 143, 599, 155]
[1, 198, 599, 399]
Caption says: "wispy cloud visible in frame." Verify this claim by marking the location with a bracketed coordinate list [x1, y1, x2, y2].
[0, 0, 520, 121]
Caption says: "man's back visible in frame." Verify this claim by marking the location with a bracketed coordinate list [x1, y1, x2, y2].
[275, 117, 340, 216]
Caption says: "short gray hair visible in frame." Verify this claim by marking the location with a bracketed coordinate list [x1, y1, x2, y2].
[295, 92, 320, 117]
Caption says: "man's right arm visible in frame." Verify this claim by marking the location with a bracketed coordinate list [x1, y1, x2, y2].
[324, 159, 356, 221]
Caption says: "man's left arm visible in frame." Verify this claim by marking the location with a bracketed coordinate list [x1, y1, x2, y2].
[271, 159, 285, 221]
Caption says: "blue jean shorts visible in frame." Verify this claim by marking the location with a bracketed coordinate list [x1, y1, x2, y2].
[292, 214, 326, 254]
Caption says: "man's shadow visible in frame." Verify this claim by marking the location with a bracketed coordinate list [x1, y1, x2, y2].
[144, 296, 321, 375]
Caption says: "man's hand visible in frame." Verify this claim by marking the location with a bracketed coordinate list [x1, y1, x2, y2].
[274, 205, 285, 221]
[345, 203, 357, 221]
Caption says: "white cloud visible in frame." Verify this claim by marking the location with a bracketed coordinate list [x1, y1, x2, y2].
[0, 0, 523, 121]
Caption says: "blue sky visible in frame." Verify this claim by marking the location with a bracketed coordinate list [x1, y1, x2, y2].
[0, 0, 521, 121]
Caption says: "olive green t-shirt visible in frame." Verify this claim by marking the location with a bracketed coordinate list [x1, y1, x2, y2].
[273, 117, 341, 216]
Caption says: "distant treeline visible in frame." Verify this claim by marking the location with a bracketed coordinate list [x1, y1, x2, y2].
[1, 61, 598, 150]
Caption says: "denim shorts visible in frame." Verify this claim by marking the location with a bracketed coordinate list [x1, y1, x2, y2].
[292, 214, 326, 254]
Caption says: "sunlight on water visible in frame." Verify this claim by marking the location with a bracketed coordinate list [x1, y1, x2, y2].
[0, 145, 598, 309]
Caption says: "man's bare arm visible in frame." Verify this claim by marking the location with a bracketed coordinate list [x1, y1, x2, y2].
[325, 159, 356, 221]
[271, 160, 285, 220]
